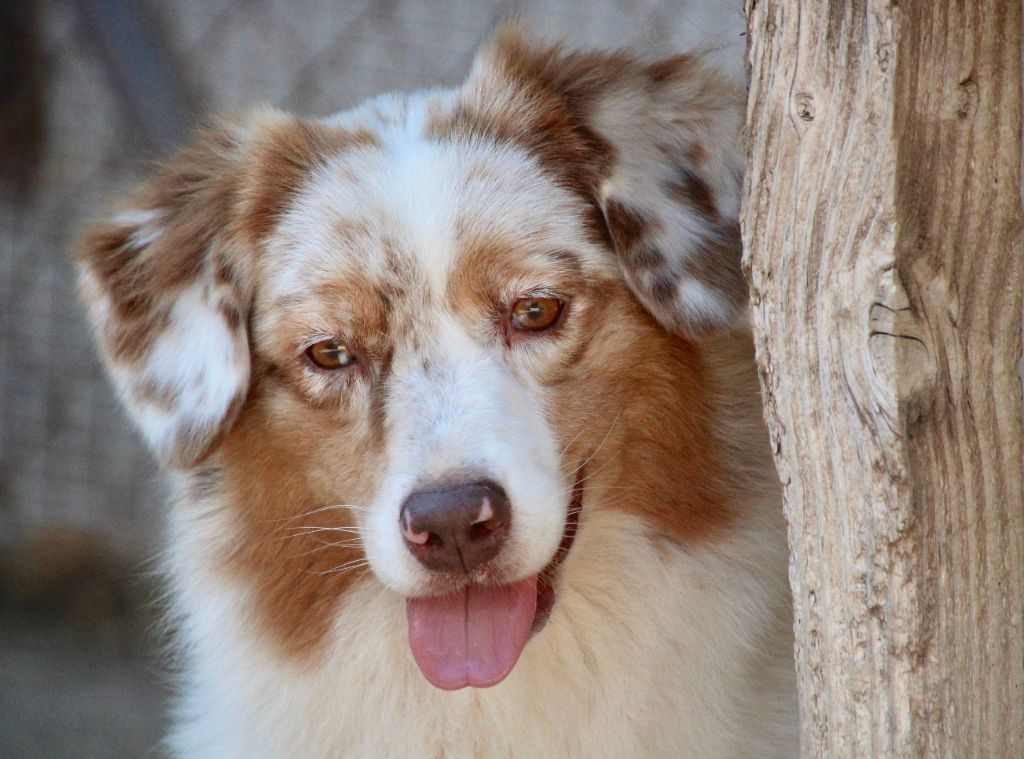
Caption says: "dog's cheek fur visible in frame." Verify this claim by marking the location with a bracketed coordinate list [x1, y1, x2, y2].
[204, 376, 383, 659]
[541, 282, 730, 543]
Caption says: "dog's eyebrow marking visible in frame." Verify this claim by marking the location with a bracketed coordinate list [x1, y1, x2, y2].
[543, 249, 583, 275]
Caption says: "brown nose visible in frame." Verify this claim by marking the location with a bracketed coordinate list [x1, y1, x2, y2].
[400, 481, 511, 572]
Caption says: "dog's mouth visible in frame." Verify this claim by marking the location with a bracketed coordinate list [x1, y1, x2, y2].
[405, 468, 584, 691]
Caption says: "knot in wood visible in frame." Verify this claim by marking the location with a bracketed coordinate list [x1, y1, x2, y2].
[956, 75, 978, 121]
[867, 269, 938, 426]
[795, 92, 815, 122]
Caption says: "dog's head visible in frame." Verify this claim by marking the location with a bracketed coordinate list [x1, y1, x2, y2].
[77, 29, 745, 690]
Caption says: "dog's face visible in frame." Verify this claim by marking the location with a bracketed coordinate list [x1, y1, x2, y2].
[77, 30, 746, 689]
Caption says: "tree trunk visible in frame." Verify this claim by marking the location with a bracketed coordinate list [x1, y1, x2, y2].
[742, 2, 1024, 756]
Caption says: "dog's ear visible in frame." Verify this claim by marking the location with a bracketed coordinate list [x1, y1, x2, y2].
[469, 27, 747, 338]
[75, 120, 254, 468]
[76, 110, 334, 468]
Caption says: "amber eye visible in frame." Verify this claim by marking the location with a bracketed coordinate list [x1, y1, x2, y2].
[510, 297, 564, 332]
[306, 339, 356, 369]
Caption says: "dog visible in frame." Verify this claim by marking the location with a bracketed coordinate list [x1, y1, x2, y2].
[76, 26, 797, 758]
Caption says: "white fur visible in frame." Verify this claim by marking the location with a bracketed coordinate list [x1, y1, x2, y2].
[138, 284, 249, 462]
[592, 65, 747, 331]
[678, 276, 734, 325]
[110, 208, 165, 250]
[262, 106, 613, 308]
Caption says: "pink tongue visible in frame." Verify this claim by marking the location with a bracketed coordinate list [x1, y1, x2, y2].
[407, 576, 538, 690]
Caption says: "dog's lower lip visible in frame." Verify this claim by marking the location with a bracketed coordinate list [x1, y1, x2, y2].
[531, 465, 584, 634]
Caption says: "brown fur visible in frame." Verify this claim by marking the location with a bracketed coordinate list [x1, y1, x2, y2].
[77, 113, 380, 359]
[645, 53, 698, 85]
[665, 167, 719, 222]
[604, 199, 657, 253]
[214, 380, 381, 659]
[426, 29, 622, 228]
[681, 224, 747, 303]
[132, 378, 179, 411]
[540, 287, 731, 544]
[430, 27, 745, 340]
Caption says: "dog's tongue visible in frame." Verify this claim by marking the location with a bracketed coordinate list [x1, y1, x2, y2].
[407, 576, 538, 690]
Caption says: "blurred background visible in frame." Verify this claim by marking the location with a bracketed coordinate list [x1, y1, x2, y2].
[0, 1, 744, 755]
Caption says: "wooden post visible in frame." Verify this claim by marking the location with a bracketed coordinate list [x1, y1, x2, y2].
[743, 2, 1024, 756]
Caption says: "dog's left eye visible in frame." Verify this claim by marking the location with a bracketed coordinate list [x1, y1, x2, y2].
[511, 297, 564, 332]
[306, 339, 356, 369]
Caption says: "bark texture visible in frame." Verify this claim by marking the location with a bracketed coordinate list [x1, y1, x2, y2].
[743, 2, 1024, 756]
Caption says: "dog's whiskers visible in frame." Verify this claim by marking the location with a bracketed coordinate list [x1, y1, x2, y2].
[556, 451, 625, 497]
[288, 538, 365, 559]
[265, 503, 370, 525]
[272, 526, 368, 544]
[306, 558, 371, 577]
[275, 524, 366, 537]
[558, 427, 587, 458]
[565, 405, 625, 480]
[574, 454, 622, 487]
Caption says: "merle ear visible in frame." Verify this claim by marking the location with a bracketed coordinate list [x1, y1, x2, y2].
[75, 109, 333, 468]
[75, 120, 253, 468]
[592, 65, 747, 338]
[474, 28, 748, 338]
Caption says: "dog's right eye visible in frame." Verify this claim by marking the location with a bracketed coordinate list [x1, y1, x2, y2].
[510, 297, 564, 333]
[306, 339, 356, 370]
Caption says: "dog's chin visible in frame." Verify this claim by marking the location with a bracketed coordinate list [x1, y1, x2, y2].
[403, 470, 584, 691]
